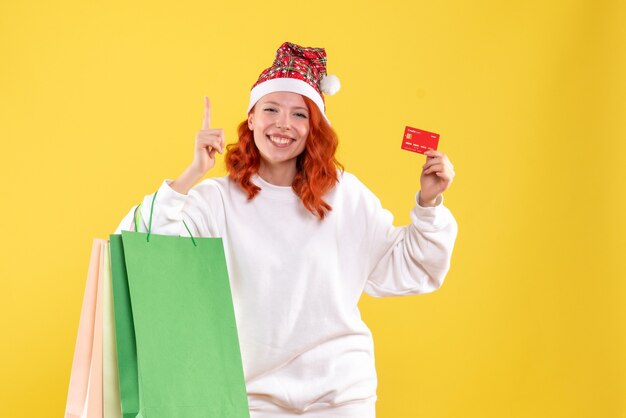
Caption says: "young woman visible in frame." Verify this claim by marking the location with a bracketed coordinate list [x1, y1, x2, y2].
[116, 42, 457, 418]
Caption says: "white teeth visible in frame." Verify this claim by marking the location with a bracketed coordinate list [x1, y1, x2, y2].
[269, 136, 292, 145]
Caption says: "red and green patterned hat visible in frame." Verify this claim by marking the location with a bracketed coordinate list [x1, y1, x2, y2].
[247, 42, 340, 123]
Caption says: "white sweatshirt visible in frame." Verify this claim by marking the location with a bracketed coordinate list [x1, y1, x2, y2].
[115, 171, 458, 417]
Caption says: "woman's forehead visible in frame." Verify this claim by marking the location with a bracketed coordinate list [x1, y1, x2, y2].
[258, 91, 306, 108]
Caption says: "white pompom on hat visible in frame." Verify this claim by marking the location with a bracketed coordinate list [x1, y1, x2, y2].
[320, 74, 341, 96]
[247, 42, 340, 124]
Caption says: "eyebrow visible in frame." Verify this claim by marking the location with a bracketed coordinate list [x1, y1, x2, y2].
[262, 101, 309, 112]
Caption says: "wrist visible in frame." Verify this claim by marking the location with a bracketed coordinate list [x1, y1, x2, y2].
[171, 166, 204, 195]
[185, 165, 205, 182]
[418, 193, 438, 207]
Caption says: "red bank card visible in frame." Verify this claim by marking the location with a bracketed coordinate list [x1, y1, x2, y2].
[401, 126, 439, 154]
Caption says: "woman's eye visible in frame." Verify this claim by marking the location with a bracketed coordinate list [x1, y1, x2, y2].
[295, 113, 308, 118]
[263, 108, 277, 112]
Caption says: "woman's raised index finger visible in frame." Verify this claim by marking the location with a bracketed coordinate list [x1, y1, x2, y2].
[202, 96, 211, 130]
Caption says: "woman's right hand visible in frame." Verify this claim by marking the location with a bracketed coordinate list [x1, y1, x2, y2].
[191, 96, 225, 175]
[170, 97, 225, 195]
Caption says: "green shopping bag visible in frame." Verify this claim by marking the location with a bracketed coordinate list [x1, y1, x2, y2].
[109, 195, 249, 418]
[110, 233, 141, 418]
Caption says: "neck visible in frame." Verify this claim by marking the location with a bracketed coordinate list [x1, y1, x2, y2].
[258, 160, 297, 186]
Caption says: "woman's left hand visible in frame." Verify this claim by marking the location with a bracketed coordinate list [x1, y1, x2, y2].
[419, 150, 455, 206]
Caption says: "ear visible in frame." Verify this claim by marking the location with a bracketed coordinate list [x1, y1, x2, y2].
[247, 112, 254, 131]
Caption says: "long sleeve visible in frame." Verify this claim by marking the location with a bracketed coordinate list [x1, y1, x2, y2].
[113, 179, 226, 237]
[363, 188, 458, 297]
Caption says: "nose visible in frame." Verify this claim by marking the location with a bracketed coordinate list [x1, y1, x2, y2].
[275, 112, 291, 130]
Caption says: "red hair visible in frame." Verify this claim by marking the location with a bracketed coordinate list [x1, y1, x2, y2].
[225, 96, 343, 220]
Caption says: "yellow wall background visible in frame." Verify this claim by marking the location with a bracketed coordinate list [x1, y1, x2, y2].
[1, 0, 624, 416]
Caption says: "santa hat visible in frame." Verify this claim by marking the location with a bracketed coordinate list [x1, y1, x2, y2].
[246, 42, 340, 123]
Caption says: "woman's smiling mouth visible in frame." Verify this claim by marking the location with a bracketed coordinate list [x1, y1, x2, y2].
[267, 135, 295, 148]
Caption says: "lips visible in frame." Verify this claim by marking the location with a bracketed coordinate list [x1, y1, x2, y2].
[267, 135, 295, 148]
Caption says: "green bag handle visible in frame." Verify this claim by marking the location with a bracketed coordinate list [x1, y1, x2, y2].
[132, 203, 141, 233]
[133, 191, 197, 247]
